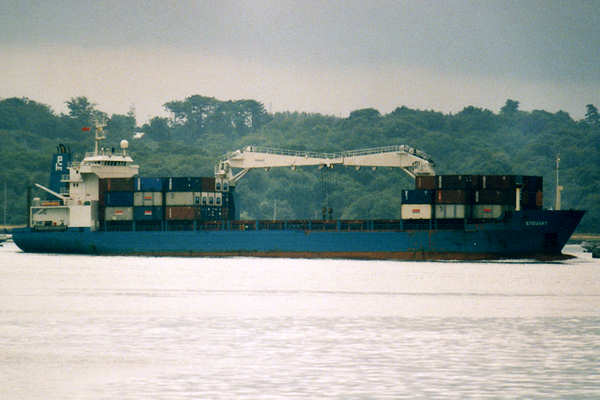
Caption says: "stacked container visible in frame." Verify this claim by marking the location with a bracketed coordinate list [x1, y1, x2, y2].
[433, 175, 477, 220]
[405, 174, 544, 223]
[400, 189, 434, 219]
[164, 177, 223, 223]
[98, 176, 235, 230]
[99, 178, 135, 222]
[133, 177, 165, 224]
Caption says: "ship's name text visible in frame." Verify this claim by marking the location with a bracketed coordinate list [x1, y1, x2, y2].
[525, 221, 548, 226]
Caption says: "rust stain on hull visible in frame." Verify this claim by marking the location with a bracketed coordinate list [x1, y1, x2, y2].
[123, 250, 575, 261]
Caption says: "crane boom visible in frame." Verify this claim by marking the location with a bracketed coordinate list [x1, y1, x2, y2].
[216, 145, 435, 185]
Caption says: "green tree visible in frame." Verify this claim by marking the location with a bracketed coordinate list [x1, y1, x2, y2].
[585, 104, 599, 126]
[65, 96, 107, 126]
[348, 108, 381, 121]
[500, 99, 519, 114]
[107, 113, 136, 139]
[141, 117, 171, 141]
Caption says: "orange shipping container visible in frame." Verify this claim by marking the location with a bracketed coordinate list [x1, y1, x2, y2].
[536, 191, 543, 207]
[166, 206, 196, 220]
[415, 175, 436, 190]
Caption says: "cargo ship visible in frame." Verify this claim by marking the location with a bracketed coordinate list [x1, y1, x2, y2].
[12, 126, 584, 260]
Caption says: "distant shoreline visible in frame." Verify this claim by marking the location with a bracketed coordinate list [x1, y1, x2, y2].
[571, 233, 600, 241]
[1, 225, 25, 232]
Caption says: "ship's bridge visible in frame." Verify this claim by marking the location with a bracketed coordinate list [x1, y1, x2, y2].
[73, 148, 139, 179]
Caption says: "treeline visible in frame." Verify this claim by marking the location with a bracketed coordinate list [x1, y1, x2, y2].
[0, 95, 598, 231]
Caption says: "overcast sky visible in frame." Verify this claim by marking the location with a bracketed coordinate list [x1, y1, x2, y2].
[1, 0, 599, 122]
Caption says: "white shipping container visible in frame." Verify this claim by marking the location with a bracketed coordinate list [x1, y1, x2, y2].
[105, 207, 134, 221]
[401, 204, 432, 219]
[134, 192, 163, 206]
[435, 204, 466, 219]
[165, 192, 194, 206]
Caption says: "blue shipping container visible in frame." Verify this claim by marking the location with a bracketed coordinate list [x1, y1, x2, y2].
[168, 177, 193, 191]
[134, 206, 163, 221]
[105, 191, 134, 207]
[135, 177, 165, 192]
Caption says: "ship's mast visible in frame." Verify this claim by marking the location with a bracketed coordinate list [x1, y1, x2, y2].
[555, 154, 563, 210]
[93, 124, 107, 156]
[3, 181, 6, 226]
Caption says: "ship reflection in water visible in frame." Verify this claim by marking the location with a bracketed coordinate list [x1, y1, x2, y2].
[1, 243, 599, 399]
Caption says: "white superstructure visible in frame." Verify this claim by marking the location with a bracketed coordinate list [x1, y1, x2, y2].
[31, 125, 138, 230]
[215, 144, 435, 185]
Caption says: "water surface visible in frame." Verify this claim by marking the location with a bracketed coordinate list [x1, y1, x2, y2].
[1, 243, 599, 399]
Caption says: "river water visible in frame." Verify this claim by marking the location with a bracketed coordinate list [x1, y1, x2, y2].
[1, 242, 599, 399]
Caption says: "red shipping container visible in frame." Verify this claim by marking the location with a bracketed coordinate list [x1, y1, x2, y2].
[415, 175, 435, 190]
[436, 190, 470, 204]
[166, 206, 197, 220]
[201, 177, 216, 192]
[99, 178, 134, 192]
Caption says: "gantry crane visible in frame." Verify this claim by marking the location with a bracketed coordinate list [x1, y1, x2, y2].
[215, 144, 435, 185]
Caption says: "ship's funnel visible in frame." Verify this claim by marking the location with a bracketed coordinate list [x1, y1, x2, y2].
[49, 145, 71, 199]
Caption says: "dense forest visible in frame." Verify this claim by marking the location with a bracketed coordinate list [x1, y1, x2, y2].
[0, 95, 599, 232]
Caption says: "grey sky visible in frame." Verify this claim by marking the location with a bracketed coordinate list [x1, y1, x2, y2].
[1, 0, 599, 122]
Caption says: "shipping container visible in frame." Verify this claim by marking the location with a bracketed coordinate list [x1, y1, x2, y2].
[191, 192, 221, 206]
[134, 192, 163, 206]
[193, 192, 201, 205]
[482, 175, 515, 190]
[198, 205, 223, 220]
[189, 178, 203, 191]
[536, 190, 543, 207]
[201, 177, 216, 192]
[222, 207, 230, 220]
[105, 206, 134, 221]
[135, 220, 163, 231]
[436, 190, 471, 204]
[435, 204, 466, 219]
[415, 175, 436, 190]
[165, 192, 194, 206]
[215, 179, 229, 192]
[135, 177, 165, 192]
[436, 175, 480, 190]
[222, 191, 234, 205]
[522, 176, 543, 191]
[401, 189, 434, 204]
[202, 192, 222, 206]
[168, 177, 193, 191]
[401, 204, 432, 219]
[520, 190, 543, 210]
[103, 220, 134, 231]
[472, 205, 513, 219]
[166, 206, 196, 220]
[133, 206, 163, 221]
[104, 191, 134, 207]
[474, 189, 515, 205]
[99, 178, 134, 192]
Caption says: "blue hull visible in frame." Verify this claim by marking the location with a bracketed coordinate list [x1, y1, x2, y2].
[12, 210, 584, 260]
